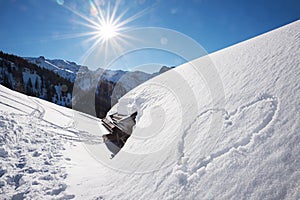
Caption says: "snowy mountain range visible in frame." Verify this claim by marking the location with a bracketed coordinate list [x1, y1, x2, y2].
[25, 56, 86, 82]
[0, 53, 171, 118]
[0, 20, 299, 199]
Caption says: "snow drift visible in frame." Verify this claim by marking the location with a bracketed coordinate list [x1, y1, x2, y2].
[103, 20, 300, 198]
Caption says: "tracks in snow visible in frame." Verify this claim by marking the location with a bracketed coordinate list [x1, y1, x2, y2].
[29, 97, 45, 119]
[0, 111, 75, 199]
[175, 94, 279, 184]
[27, 97, 103, 145]
[0, 92, 104, 199]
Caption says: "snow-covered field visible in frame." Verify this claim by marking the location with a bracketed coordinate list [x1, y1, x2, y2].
[1, 20, 300, 199]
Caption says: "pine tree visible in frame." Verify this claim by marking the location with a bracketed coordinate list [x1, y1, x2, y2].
[27, 78, 33, 96]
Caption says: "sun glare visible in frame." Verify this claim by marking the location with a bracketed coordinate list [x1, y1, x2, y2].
[62, 0, 149, 65]
[99, 22, 118, 40]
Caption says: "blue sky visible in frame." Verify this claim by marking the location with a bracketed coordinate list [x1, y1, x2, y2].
[0, 0, 300, 72]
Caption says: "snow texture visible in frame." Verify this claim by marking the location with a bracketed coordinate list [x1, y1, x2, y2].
[0, 20, 299, 199]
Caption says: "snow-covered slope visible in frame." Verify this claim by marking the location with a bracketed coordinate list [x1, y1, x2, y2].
[0, 20, 299, 200]
[0, 85, 109, 199]
[105, 20, 300, 199]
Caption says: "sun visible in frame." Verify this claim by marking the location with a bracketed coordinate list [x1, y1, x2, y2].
[98, 22, 118, 41]
[62, 0, 149, 65]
